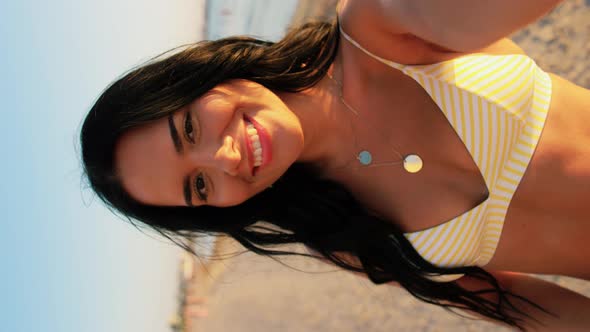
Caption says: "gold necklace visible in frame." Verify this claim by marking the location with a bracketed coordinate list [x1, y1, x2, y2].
[326, 70, 423, 173]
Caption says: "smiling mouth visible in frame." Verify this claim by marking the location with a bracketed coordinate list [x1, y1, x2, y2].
[244, 116, 263, 176]
[244, 115, 271, 176]
[246, 121, 263, 169]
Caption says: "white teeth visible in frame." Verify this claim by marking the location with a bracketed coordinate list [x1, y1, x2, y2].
[246, 120, 264, 168]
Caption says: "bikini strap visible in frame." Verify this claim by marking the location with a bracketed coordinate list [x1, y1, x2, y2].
[339, 25, 406, 71]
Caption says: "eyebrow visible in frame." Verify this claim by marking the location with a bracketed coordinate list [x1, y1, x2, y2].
[168, 114, 193, 206]
[168, 113, 183, 154]
[183, 175, 193, 207]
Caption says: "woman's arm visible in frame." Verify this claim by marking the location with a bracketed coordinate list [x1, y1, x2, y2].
[341, 0, 564, 52]
[457, 271, 590, 331]
[319, 249, 590, 329]
[381, 0, 564, 51]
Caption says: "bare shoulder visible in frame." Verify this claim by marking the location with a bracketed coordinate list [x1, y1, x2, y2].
[338, 0, 526, 65]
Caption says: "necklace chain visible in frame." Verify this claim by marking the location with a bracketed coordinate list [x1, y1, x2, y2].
[326, 68, 423, 173]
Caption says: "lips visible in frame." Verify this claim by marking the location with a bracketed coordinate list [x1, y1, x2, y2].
[244, 115, 272, 176]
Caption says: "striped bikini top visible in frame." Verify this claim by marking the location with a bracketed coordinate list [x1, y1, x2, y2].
[340, 29, 552, 278]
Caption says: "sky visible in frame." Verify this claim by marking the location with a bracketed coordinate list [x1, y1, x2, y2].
[0, 1, 297, 331]
[207, 0, 298, 40]
[0, 1, 204, 331]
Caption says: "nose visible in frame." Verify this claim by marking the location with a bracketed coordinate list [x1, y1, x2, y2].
[213, 135, 241, 176]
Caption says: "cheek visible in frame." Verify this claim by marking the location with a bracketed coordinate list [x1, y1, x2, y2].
[200, 95, 238, 123]
[213, 178, 271, 208]
[213, 179, 253, 207]
[199, 104, 243, 144]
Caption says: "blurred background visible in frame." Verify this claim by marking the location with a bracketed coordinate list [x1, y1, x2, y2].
[0, 1, 587, 332]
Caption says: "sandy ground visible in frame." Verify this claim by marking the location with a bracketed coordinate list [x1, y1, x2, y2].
[185, 1, 590, 331]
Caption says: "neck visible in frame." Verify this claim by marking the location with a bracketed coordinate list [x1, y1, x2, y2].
[275, 67, 356, 174]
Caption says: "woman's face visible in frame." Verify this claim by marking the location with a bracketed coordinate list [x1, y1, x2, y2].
[115, 80, 305, 207]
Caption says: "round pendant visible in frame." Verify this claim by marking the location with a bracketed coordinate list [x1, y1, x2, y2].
[357, 150, 372, 165]
[403, 154, 423, 173]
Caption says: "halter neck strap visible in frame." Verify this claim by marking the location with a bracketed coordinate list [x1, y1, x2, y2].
[338, 25, 406, 71]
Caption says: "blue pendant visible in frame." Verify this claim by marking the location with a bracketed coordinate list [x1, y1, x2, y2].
[358, 150, 372, 165]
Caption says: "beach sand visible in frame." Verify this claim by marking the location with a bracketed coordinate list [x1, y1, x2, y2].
[184, 1, 590, 331]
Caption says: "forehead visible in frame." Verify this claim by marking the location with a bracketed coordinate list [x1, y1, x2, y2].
[114, 116, 182, 206]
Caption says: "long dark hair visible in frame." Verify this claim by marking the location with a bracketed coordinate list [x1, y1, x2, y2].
[80, 20, 549, 329]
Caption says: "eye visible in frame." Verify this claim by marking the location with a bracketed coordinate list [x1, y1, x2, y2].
[184, 111, 195, 143]
[193, 173, 208, 202]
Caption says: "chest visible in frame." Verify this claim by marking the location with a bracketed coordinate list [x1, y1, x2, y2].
[335, 71, 490, 233]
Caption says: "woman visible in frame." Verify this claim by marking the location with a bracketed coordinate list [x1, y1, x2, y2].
[81, 0, 590, 330]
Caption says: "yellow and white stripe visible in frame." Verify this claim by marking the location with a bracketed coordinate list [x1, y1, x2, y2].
[341, 29, 552, 279]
